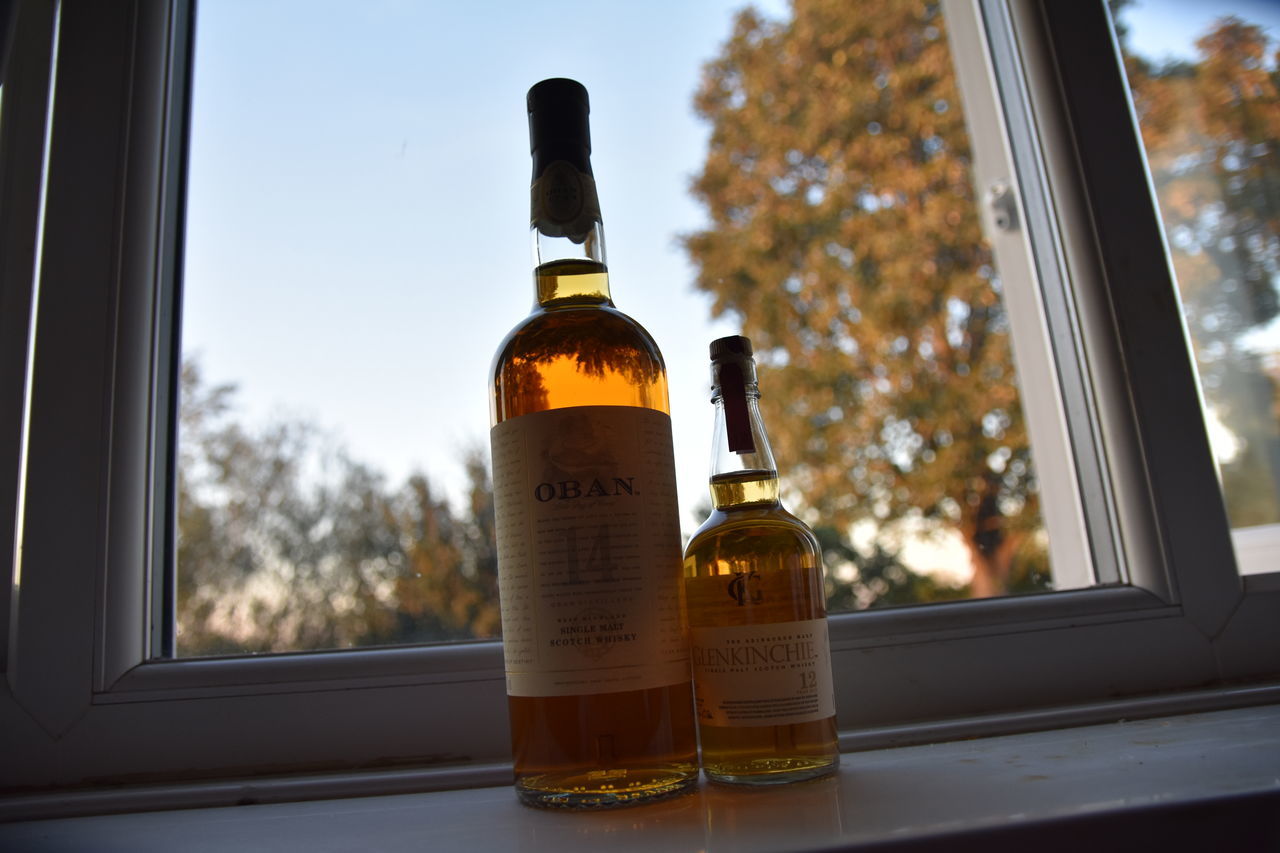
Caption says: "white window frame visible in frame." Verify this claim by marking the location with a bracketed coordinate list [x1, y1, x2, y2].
[2, 0, 1278, 816]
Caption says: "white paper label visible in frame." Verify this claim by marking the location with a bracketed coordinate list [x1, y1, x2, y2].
[490, 405, 689, 697]
[689, 618, 836, 727]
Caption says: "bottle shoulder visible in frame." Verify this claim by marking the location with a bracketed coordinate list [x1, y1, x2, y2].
[490, 298, 672, 423]
[492, 303, 665, 372]
[685, 503, 820, 554]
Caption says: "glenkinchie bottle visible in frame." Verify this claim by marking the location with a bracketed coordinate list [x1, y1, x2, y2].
[488, 78, 698, 809]
[683, 335, 840, 785]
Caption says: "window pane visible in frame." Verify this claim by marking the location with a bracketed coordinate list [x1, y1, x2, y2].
[681, 2, 1072, 606]
[1113, 0, 1280, 573]
[176, 0, 754, 655]
[176, 0, 1074, 657]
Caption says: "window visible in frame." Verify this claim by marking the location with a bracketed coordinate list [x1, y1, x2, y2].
[0, 0, 58, 682]
[172, 0, 1066, 659]
[2, 0, 1277, 812]
[171, 0, 753, 656]
[1112, 0, 1280, 576]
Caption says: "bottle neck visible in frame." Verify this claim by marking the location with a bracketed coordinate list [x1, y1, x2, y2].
[530, 148, 610, 306]
[535, 256, 611, 305]
[709, 364, 779, 509]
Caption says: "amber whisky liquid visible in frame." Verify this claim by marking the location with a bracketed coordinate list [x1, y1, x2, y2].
[491, 259, 698, 808]
[684, 469, 840, 785]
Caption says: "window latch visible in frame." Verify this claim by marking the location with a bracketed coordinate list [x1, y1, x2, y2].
[986, 180, 1019, 233]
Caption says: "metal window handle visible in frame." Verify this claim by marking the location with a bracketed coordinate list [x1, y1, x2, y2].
[987, 180, 1020, 232]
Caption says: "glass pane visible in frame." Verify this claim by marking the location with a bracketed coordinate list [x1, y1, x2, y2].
[176, 0, 753, 655]
[1113, 0, 1280, 573]
[681, 3, 1066, 607]
[176, 0, 1069, 657]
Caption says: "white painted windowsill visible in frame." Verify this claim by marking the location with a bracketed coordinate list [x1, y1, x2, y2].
[4, 704, 1278, 852]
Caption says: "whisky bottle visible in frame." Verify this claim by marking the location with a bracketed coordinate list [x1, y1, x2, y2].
[683, 335, 840, 785]
[488, 78, 698, 808]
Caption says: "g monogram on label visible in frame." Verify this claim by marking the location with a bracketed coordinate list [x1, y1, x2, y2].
[727, 570, 763, 606]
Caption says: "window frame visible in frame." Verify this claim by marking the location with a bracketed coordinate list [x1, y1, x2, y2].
[0, 0, 59, 675]
[2, 0, 1278, 815]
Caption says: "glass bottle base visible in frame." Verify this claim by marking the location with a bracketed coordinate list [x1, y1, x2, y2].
[515, 765, 700, 809]
[703, 754, 840, 787]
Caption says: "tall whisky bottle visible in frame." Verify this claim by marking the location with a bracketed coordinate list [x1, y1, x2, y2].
[489, 78, 698, 809]
[683, 335, 840, 785]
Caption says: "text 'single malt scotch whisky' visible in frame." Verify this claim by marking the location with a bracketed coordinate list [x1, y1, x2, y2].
[488, 78, 698, 809]
[683, 335, 840, 785]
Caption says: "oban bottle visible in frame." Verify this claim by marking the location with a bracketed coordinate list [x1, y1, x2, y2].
[489, 78, 698, 809]
[683, 335, 840, 785]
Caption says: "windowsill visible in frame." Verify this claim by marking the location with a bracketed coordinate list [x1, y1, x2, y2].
[3, 703, 1278, 851]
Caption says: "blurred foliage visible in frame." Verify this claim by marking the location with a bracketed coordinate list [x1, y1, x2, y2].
[684, 0, 1044, 599]
[684, 0, 1280, 604]
[176, 360, 499, 655]
[1117, 8, 1280, 528]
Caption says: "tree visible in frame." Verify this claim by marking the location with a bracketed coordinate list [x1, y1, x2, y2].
[176, 361, 500, 654]
[386, 452, 501, 643]
[685, 0, 1046, 598]
[1120, 15, 1280, 528]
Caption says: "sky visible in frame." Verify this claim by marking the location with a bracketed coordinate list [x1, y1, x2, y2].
[182, 0, 789, 527]
[181, 0, 1278, 543]
[1121, 0, 1280, 63]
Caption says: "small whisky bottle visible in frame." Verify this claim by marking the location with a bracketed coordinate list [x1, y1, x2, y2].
[489, 79, 698, 808]
[683, 335, 840, 785]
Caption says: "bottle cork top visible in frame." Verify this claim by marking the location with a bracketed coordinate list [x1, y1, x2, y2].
[710, 335, 754, 362]
[710, 336, 757, 454]
[527, 78, 591, 156]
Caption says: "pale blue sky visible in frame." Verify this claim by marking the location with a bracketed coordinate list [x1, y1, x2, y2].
[181, 0, 1272, 531]
[1123, 0, 1280, 64]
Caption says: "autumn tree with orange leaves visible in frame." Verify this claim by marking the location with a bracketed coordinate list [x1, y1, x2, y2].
[685, 0, 1045, 598]
[686, 0, 1280, 598]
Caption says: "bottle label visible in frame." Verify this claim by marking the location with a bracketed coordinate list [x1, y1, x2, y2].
[530, 160, 601, 242]
[689, 618, 836, 727]
[490, 405, 689, 697]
